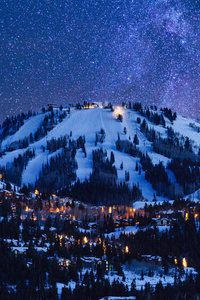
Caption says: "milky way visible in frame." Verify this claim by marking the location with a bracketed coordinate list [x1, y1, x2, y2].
[1, 0, 200, 122]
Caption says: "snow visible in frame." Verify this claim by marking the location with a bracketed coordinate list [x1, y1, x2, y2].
[104, 226, 139, 239]
[56, 283, 66, 299]
[55, 264, 197, 298]
[4, 239, 19, 246]
[123, 268, 174, 290]
[49, 227, 57, 231]
[1, 113, 46, 149]
[0, 107, 169, 202]
[172, 115, 200, 153]
[15, 107, 166, 201]
[1, 107, 200, 203]
[56, 281, 76, 299]
[99, 297, 136, 300]
[35, 247, 48, 252]
[148, 225, 171, 232]
[148, 152, 170, 167]
[122, 109, 169, 164]
[78, 228, 92, 234]
[0, 148, 26, 167]
[22, 148, 62, 186]
[133, 200, 174, 210]
[184, 189, 200, 201]
[104, 268, 175, 291]
[76, 148, 93, 181]
[105, 263, 196, 291]
[133, 201, 150, 209]
[11, 246, 28, 253]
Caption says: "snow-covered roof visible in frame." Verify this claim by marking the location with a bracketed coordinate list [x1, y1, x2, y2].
[49, 227, 57, 231]
[11, 246, 28, 253]
[98, 297, 136, 300]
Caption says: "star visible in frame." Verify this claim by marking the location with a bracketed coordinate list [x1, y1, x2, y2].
[1, 0, 200, 122]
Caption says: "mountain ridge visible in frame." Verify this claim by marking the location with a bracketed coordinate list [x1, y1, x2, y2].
[0, 104, 200, 204]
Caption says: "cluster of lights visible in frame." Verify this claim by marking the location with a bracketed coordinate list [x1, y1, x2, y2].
[174, 257, 187, 268]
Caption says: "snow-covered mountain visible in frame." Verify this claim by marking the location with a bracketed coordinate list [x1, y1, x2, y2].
[0, 105, 200, 203]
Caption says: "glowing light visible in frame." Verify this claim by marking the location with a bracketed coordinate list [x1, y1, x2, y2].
[109, 206, 112, 214]
[182, 257, 187, 268]
[83, 236, 88, 244]
[0, 174, 2, 179]
[25, 206, 29, 212]
[34, 189, 39, 195]
[102, 207, 104, 213]
[125, 246, 129, 253]
[103, 242, 106, 254]
[194, 213, 198, 218]
[113, 106, 124, 120]
[185, 213, 188, 221]
[56, 208, 59, 213]
[31, 215, 37, 221]
[174, 258, 178, 264]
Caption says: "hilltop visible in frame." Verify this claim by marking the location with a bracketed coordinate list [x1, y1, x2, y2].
[0, 103, 200, 205]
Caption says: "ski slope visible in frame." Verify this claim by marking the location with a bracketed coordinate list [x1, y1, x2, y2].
[21, 107, 171, 201]
[1, 113, 47, 149]
[0, 106, 200, 202]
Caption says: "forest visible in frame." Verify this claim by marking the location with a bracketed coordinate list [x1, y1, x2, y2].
[1, 198, 200, 299]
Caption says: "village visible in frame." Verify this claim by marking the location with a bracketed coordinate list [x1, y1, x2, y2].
[0, 184, 199, 272]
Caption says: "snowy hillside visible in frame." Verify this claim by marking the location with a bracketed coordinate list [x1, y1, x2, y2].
[0, 105, 200, 203]
[1, 113, 47, 149]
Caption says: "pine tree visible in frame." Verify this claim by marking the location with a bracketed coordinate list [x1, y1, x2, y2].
[110, 151, 115, 164]
[125, 171, 130, 181]
[133, 134, 139, 146]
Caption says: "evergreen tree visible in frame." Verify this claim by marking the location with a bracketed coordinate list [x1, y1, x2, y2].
[110, 151, 115, 165]
[133, 134, 139, 146]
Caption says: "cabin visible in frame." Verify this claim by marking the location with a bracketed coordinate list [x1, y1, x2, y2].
[87, 222, 98, 230]
[11, 246, 28, 257]
[152, 217, 172, 226]
[80, 256, 101, 269]
[99, 297, 136, 300]
[58, 258, 71, 269]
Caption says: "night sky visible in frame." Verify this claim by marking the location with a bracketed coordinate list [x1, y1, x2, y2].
[1, 0, 200, 122]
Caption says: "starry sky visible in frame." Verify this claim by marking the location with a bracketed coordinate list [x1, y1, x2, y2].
[1, 0, 200, 122]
